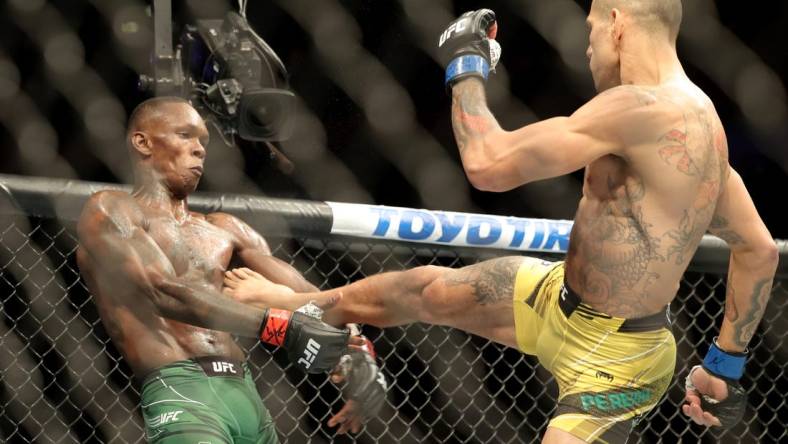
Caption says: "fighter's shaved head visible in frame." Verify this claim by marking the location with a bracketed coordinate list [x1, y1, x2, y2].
[593, 0, 682, 41]
[126, 96, 191, 142]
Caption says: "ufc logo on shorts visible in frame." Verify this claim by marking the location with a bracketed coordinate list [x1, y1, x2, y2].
[439, 18, 470, 46]
[298, 338, 321, 369]
[211, 361, 237, 373]
[150, 410, 182, 426]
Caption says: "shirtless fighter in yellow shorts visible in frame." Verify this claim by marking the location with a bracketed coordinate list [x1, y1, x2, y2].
[222, 1, 779, 442]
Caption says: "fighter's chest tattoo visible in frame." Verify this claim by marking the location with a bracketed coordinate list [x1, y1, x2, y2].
[147, 218, 234, 275]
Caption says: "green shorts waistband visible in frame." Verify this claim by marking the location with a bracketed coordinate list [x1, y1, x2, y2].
[140, 356, 250, 389]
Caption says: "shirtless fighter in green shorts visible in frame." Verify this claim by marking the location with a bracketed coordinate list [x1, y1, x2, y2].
[77, 97, 387, 443]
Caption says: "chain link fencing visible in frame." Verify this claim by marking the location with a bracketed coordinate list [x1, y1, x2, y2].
[1, 214, 786, 443]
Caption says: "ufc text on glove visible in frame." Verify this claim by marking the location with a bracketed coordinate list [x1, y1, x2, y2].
[437, 9, 501, 88]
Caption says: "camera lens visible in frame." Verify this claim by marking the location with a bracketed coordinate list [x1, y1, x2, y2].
[238, 89, 295, 141]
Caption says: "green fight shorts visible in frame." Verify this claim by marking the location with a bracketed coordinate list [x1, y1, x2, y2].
[140, 356, 279, 444]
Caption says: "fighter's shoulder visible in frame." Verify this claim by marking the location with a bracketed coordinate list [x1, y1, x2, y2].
[590, 85, 671, 112]
[191, 211, 231, 233]
[81, 190, 141, 220]
[603, 84, 707, 114]
[582, 85, 686, 142]
[204, 211, 242, 230]
[205, 212, 268, 246]
[78, 191, 144, 237]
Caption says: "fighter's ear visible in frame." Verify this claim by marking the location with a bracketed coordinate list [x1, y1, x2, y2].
[130, 131, 153, 157]
[610, 8, 624, 46]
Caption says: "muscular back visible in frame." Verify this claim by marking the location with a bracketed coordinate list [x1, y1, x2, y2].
[77, 192, 249, 376]
[565, 81, 728, 317]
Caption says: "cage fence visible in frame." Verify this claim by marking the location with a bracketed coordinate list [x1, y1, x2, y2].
[2, 0, 788, 442]
[1, 209, 786, 443]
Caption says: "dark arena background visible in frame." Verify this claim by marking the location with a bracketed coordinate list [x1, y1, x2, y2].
[1, 1, 787, 443]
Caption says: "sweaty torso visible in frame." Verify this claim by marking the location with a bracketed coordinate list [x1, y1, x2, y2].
[565, 81, 728, 318]
[78, 204, 244, 377]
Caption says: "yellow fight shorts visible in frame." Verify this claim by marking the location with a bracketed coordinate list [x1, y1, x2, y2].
[512, 258, 676, 444]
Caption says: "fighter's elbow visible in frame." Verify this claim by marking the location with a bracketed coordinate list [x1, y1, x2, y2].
[465, 165, 499, 191]
[462, 151, 514, 192]
[461, 133, 530, 192]
[144, 273, 176, 308]
[465, 166, 525, 192]
[757, 239, 780, 267]
[122, 260, 160, 296]
[141, 271, 188, 311]
[733, 237, 779, 269]
[148, 277, 207, 322]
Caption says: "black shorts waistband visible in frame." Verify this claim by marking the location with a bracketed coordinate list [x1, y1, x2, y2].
[140, 356, 247, 387]
[560, 281, 670, 332]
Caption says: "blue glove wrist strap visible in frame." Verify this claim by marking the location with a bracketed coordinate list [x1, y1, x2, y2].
[445, 55, 489, 86]
[702, 337, 746, 380]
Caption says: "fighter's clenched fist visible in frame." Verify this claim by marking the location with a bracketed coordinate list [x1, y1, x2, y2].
[437, 9, 501, 88]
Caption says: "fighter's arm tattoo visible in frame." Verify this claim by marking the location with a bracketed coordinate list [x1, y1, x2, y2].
[708, 214, 745, 246]
[444, 257, 522, 305]
[708, 167, 777, 351]
[723, 270, 739, 323]
[450, 79, 499, 154]
[728, 277, 772, 349]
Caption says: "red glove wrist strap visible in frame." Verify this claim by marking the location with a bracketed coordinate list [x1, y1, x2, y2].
[260, 308, 291, 346]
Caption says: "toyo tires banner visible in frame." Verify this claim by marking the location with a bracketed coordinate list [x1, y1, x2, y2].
[327, 202, 573, 253]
